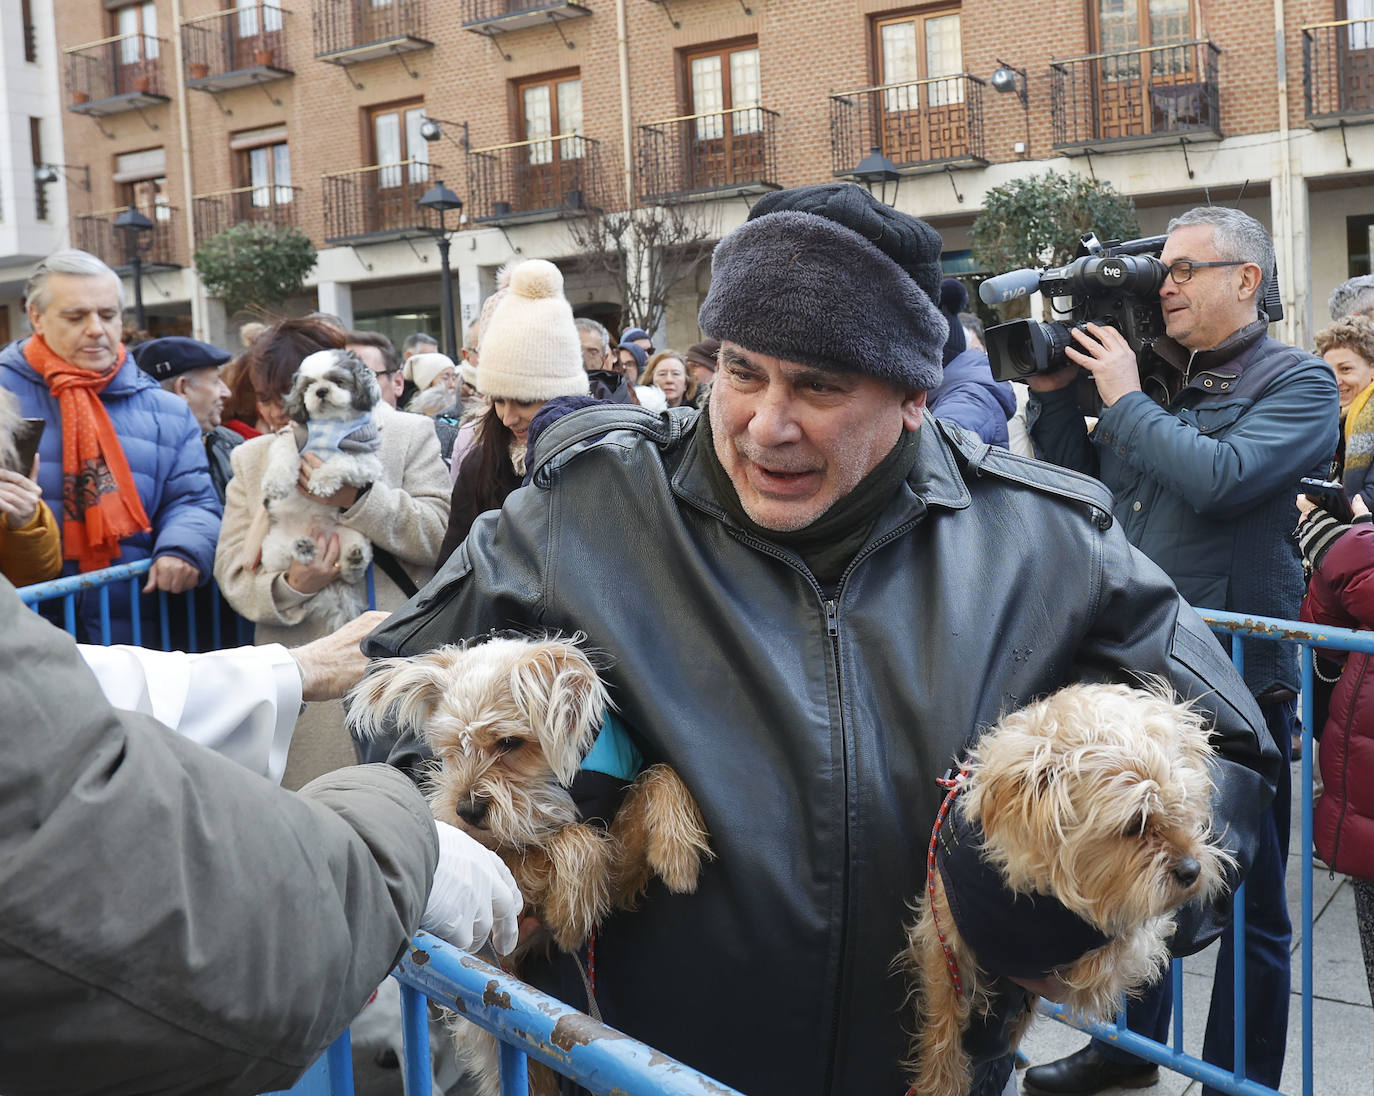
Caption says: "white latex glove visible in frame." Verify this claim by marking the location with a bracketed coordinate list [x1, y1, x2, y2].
[421, 820, 523, 955]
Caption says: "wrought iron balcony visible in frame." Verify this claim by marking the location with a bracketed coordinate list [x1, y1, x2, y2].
[313, 0, 431, 64]
[466, 135, 602, 224]
[1050, 39, 1221, 151]
[181, 4, 292, 92]
[461, 0, 591, 34]
[828, 74, 987, 178]
[322, 160, 438, 243]
[71, 207, 182, 270]
[64, 34, 171, 115]
[193, 185, 302, 241]
[636, 106, 780, 204]
[1304, 18, 1374, 125]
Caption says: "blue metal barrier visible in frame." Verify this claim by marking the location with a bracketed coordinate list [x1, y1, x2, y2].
[18, 559, 253, 651]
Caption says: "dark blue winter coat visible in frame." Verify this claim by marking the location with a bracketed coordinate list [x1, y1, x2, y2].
[927, 348, 1016, 448]
[0, 337, 221, 643]
[1028, 323, 1339, 696]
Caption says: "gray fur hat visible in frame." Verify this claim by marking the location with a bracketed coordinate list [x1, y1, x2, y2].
[698, 184, 948, 390]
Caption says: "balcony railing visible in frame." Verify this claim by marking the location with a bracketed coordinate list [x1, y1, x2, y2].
[466, 134, 602, 224]
[312, 0, 431, 62]
[71, 207, 182, 270]
[1304, 18, 1374, 125]
[637, 106, 780, 204]
[181, 4, 292, 92]
[322, 160, 436, 243]
[828, 74, 987, 178]
[64, 34, 171, 115]
[1050, 39, 1221, 150]
[461, 0, 591, 32]
[193, 185, 302, 241]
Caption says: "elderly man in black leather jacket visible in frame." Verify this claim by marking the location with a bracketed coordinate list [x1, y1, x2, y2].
[366, 184, 1279, 1096]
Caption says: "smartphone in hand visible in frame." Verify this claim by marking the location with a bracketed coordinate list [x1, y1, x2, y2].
[8, 418, 44, 475]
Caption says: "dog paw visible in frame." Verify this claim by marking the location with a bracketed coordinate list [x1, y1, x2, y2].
[292, 536, 317, 563]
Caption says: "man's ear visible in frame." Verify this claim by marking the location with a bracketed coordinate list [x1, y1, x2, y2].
[171, 375, 189, 396]
[1236, 262, 1265, 303]
[900, 388, 928, 431]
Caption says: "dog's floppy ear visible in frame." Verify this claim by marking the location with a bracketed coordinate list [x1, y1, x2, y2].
[507, 637, 610, 784]
[345, 653, 455, 744]
[346, 351, 382, 411]
[282, 372, 310, 424]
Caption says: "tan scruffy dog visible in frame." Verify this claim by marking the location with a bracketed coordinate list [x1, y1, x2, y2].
[900, 681, 1236, 1096]
[347, 633, 712, 1096]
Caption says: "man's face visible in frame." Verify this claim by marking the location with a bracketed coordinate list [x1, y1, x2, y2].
[28, 273, 124, 373]
[633, 336, 653, 354]
[1158, 225, 1260, 351]
[579, 329, 609, 372]
[708, 342, 925, 532]
[614, 348, 641, 384]
[177, 366, 231, 432]
[690, 362, 715, 386]
[349, 342, 402, 406]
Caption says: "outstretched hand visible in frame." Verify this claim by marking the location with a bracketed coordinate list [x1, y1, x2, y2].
[422, 821, 524, 955]
[290, 609, 390, 701]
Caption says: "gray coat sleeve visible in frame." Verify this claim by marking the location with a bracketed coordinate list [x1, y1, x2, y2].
[0, 577, 438, 1096]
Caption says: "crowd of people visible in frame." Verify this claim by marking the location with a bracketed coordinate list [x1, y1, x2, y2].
[2, 182, 1370, 1096]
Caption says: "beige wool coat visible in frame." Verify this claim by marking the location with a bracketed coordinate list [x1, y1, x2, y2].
[215, 402, 450, 787]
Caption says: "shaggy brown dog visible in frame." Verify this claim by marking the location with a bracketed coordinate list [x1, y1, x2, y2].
[347, 634, 711, 1096]
[901, 681, 1235, 1096]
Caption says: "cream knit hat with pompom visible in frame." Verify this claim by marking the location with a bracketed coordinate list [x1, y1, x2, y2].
[474, 259, 589, 402]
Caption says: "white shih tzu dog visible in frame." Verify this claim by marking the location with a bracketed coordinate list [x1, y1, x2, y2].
[259, 349, 385, 630]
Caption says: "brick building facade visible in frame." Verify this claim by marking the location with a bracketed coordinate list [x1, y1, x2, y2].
[16, 0, 1374, 352]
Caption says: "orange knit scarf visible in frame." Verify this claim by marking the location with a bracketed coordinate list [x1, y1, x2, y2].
[24, 335, 151, 572]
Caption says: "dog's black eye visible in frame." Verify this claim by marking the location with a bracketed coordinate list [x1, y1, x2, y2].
[1124, 813, 1146, 837]
[497, 736, 524, 754]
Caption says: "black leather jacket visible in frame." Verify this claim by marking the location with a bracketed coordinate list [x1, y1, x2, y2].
[366, 405, 1278, 1096]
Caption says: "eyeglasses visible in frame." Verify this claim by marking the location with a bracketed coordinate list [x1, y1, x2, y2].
[1165, 260, 1248, 285]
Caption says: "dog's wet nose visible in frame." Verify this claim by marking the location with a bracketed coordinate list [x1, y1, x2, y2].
[456, 795, 489, 827]
[315, 386, 330, 400]
[1172, 856, 1201, 888]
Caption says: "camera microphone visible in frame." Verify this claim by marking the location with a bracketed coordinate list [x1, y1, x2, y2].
[978, 268, 1043, 305]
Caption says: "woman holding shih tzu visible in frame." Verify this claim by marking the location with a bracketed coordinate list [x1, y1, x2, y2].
[214, 317, 452, 788]
[437, 259, 590, 566]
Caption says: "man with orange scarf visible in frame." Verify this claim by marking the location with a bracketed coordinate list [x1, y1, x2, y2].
[0, 250, 219, 643]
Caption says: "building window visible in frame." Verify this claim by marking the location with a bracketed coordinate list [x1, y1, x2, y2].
[231, 124, 292, 209]
[686, 41, 760, 138]
[20, 0, 36, 63]
[113, 147, 169, 221]
[518, 73, 582, 164]
[876, 9, 963, 108]
[29, 118, 45, 221]
[1092, 0, 1194, 78]
[370, 101, 429, 187]
[113, 0, 159, 62]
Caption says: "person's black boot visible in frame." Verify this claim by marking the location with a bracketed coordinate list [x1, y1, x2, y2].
[1023, 1045, 1159, 1094]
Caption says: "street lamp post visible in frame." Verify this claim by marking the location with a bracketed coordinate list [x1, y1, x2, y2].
[853, 146, 901, 207]
[418, 180, 464, 362]
[113, 207, 155, 332]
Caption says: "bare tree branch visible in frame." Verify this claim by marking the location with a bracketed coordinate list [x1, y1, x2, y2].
[567, 203, 719, 333]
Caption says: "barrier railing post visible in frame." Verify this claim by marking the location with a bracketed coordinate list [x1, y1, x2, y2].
[399, 981, 432, 1096]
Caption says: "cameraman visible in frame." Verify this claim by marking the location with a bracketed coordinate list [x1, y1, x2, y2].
[1023, 206, 1338, 1096]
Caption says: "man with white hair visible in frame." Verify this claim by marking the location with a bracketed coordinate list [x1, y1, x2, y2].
[0, 249, 219, 642]
[1025, 205, 1338, 1096]
[1329, 273, 1374, 322]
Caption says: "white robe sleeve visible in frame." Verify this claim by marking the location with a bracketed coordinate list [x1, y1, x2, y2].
[77, 643, 303, 784]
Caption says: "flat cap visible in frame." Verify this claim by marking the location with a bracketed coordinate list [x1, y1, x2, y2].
[133, 336, 232, 382]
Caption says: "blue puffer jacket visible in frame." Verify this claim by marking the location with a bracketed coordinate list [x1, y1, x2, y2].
[928, 348, 1017, 448]
[1029, 321, 1339, 696]
[0, 338, 221, 643]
